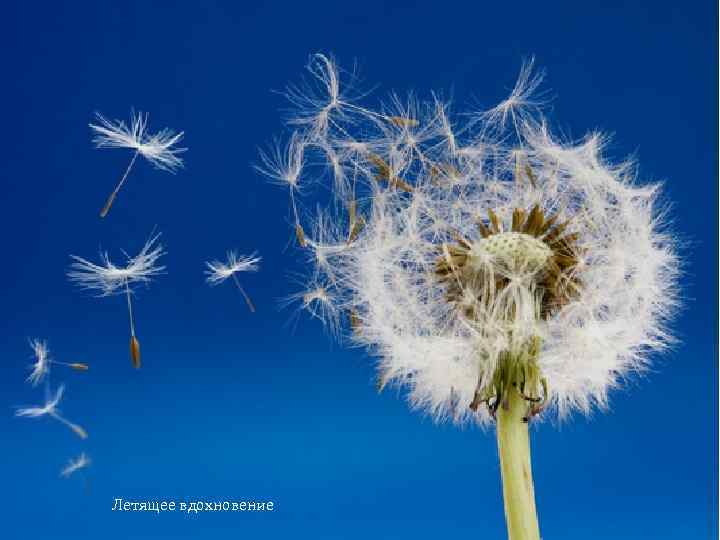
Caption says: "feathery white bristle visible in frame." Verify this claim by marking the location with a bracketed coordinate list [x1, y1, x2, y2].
[60, 452, 91, 478]
[67, 233, 165, 296]
[16, 385, 64, 418]
[26, 338, 51, 386]
[267, 55, 681, 426]
[205, 252, 261, 285]
[90, 111, 186, 172]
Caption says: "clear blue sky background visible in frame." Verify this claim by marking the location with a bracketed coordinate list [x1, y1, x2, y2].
[1, 2, 716, 539]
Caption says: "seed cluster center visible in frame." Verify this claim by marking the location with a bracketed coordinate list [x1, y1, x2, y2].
[435, 204, 583, 420]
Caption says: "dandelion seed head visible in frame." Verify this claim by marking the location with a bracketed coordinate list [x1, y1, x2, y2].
[268, 56, 681, 426]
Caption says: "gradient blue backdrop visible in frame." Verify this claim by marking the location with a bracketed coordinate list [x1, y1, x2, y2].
[1, 2, 716, 539]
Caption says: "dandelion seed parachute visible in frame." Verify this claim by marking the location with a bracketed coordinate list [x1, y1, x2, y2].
[26, 339, 90, 385]
[26, 339, 51, 386]
[90, 111, 186, 217]
[205, 252, 261, 312]
[68, 233, 165, 369]
[60, 452, 91, 478]
[16, 385, 88, 439]
[268, 54, 680, 426]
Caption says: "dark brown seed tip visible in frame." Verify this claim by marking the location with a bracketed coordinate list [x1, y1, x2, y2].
[295, 224, 306, 247]
[99, 192, 117, 218]
[388, 116, 419, 128]
[69, 363, 89, 371]
[130, 336, 141, 369]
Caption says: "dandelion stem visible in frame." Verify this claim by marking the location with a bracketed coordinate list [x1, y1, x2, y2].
[100, 149, 139, 217]
[232, 273, 255, 313]
[496, 385, 541, 540]
[125, 279, 136, 337]
[50, 411, 88, 439]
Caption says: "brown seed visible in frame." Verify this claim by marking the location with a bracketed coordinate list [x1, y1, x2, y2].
[451, 231, 472, 250]
[69, 363, 89, 371]
[544, 220, 569, 243]
[430, 163, 461, 182]
[523, 205, 544, 236]
[524, 164, 537, 188]
[99, 193, 116, 218]
[367, 153, 413, 192]
[130, 336, 141, 369]
[349, 310, 361, 332]
[367, 153, 390, 178]
[295, 223, 306, 247]
[70, 423, 88, 440]
[347, 216, 365, 244]
[388, 177, 414, 193]
[487, 209, 501, 233]
[537, 212, 559, 235]
[512, 208, 526, 232]
[388, 116, 419, 128]
[477, 219, 492, 238]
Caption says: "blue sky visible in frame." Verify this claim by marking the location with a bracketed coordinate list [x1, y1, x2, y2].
[1, 1, 716, 539]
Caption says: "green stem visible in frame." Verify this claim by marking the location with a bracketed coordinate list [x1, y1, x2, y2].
[496, 386, 541, 540]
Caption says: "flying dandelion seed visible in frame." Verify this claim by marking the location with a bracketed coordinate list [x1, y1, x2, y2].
[265, 55, 681, 540]
[26, 339, 89, 386]
[90, 111, 186, 217]
[256, 133, 307, 246]
[60, 452, 91, 478]
[205, 251, 261, 312]
[26, 339, 51, 386]
[68, 233, 165, 369]
[16, 385, 88, 439]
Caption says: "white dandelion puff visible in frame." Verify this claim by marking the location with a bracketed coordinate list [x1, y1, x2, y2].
[26, 339, 50, 386]
[205, 251, 261, 312]
[68, 233, 165, 369]
[265, 56, 681, 539]
[90, 110, 186, 217]
[60, 452, 91, 478]
[26, 339, 89, 386]
[268, 56, 680, 424]
[16, 385, 88, 439]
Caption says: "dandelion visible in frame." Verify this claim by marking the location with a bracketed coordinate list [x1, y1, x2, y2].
[26, 339, 89, 386]
[60, 452, 91, 478]
[90, 111, 186, 217]
[68, 233, 165, 369]
[265, 56, 680, 539]
[205, 251, 261, 312]
[16, 385, 88, 439]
